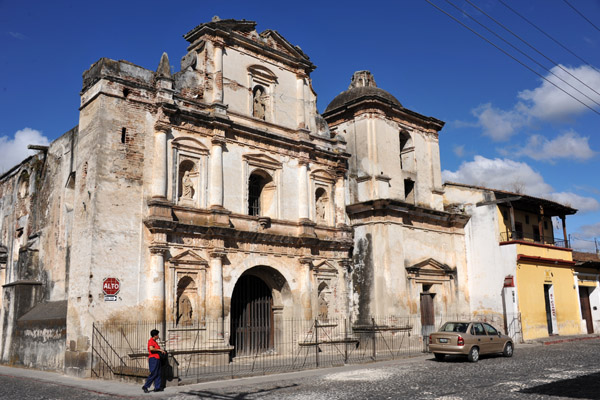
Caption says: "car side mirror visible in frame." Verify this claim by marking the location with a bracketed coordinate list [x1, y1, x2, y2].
[498, 331, 502, 336]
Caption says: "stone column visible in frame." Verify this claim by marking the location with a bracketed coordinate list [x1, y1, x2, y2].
[151, 124, 169, 199]
[299, 257, 313, 319]
[209, 135, 226, 209]
[296, 75, 305, 129]
[334, 169, 346, 227]
[149, 242, 167, 330]
[298, 161, 309, 220]
[208, 249, 226, 341]
[213, 43, 224, 104]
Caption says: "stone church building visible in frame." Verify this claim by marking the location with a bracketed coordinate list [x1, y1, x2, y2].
[0, 18, 471, 375]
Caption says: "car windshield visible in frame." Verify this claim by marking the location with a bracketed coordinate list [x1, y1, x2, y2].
[439, 322, 469, 333]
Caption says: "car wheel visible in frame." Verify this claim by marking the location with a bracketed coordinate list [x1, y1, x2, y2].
[434, 353, 445, 361]
[503, 342, 513, 357]
[467, 346, 479, 363]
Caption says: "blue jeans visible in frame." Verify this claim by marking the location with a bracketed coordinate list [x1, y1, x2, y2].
[144, 357, 161, 390]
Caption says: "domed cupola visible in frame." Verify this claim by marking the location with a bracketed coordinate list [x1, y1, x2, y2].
[324, 71, 402, 114]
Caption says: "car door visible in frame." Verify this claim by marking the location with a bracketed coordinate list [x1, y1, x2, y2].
[471, 323, 490, 353]
[483, 323, 503, 353]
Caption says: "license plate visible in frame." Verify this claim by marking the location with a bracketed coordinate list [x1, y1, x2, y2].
[439, 338, 448, 343]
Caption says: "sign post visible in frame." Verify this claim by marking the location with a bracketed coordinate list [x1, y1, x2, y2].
[103, 277, 120, 302]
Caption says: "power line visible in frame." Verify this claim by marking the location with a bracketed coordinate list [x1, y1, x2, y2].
[562, 0, 600, 33]
[423, 0, 600, 117]
[445, 0, 600, 109]
[464, 0, 600, 100]
[498, 0, 600, 73]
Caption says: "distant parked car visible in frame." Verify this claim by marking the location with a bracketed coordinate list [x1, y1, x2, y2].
[428, 321, 514, 362]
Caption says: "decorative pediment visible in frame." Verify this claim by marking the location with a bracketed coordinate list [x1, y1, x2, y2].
[313, 261, 338, 275]
[169, 250, 208, 266]
[310, 169, 336, 183]
[259, 30, 310, 61]
[406, 258, 455, 277]
[243, 153, 282, 170]
[172, 137, 209, 154]
[248, 64, 278, 83]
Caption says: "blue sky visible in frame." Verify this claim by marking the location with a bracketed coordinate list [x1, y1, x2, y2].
[1, 0, 599, 249]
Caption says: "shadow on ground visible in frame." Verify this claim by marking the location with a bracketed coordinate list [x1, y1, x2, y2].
[181, 383, 299, 399]
[521, 371, 600, 399]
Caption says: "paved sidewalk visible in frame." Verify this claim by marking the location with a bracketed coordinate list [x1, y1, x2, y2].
[0, 354, 430, 398]
[524, 333, 600, 346]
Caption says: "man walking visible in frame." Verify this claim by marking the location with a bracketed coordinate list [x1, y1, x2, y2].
[142, 329, 165, 393]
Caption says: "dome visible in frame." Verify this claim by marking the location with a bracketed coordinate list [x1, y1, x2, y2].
[324, 71, 402, 114]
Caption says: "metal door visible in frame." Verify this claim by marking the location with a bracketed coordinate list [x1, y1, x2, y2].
[230, 275, 273, 356]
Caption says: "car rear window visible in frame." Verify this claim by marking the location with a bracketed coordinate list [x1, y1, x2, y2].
[440, 322, 468, 333]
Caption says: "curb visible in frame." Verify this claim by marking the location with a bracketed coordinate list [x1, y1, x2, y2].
[542, 335, 600, 346]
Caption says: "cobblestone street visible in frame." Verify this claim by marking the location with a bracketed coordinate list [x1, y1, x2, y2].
[173, 339, 600, 400]
[2, 339, 600, 399]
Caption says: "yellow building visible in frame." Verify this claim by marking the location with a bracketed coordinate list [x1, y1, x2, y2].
[444, 183, 580, 342]
[497, 193, 580, 341]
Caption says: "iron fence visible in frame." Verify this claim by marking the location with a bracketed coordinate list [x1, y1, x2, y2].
[91, 314, 479, 383]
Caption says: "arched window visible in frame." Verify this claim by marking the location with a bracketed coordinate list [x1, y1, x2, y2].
[399, 130, 414, 171]
[404, 178, 415, 204]
[248, 170, 273, 216]
[18, 171, 29, 199]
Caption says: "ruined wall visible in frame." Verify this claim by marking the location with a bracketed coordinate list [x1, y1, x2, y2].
[0, 127, 76, 370]
[350, 211, 469, 322]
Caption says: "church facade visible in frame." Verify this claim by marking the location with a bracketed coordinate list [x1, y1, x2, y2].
[1, 18, 474, 376]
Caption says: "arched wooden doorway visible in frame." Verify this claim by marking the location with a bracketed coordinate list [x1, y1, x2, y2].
[230, 274, 274, 356]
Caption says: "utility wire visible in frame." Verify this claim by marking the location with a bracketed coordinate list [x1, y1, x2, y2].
[562, 0, 600, 33]
[423, 0, 600, 117]
[498, 0, 600, 73]
[446, 0, 600, 108]
[464, 0, 600, 99]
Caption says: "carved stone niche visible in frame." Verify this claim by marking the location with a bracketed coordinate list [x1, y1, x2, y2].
[310, 169, 336, 226]
[313, 261, 339, 321]
[171, 137, 209, 208]
[248, 65, 278, 122]
[167, 249, 209, 326]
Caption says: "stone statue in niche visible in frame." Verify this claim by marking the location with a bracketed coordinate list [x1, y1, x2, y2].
[177, 294, 193, 326]
[316, 195, 327, 224]
[318, 290, 329, 321]
[253, 87, 266, 120]
[181, 171, 194, 200]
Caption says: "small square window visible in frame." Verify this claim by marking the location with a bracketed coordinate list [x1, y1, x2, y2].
[525, 215, 530, 224]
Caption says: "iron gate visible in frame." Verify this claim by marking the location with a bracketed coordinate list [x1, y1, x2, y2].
[230, 274, 274, 356]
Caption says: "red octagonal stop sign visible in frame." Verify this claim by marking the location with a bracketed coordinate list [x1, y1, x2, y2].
[103, 278, 120, 295]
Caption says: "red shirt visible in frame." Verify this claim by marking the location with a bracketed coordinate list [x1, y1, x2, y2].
[147, 338, 160, 359]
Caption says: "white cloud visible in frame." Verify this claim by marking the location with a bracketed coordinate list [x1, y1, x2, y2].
[464, 65, 600, 141]
[0, 128, 50, 172]
[453, 145, 465, 157]
[471, 103, 528, 141]
[518, 65, 600, 121]
[442, 155, 600, 213]
[8, 32, 26, 40]
[509, 131, 596, 162]
[548, 192, 600, 213]
[578, 222, 600, 238]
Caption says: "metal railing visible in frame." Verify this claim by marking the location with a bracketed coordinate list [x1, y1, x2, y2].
[499, 231, 570, 248]
[91, 314, 475, 383]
